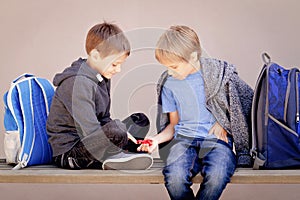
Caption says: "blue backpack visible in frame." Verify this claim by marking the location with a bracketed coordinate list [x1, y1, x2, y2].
[3, 74, 54, 169]
[251, 53, 300, 169]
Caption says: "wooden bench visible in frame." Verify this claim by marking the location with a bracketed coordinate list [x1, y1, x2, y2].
[1, 158, 300, 184]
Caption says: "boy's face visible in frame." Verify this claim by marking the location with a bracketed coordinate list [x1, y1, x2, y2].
[159, 59, 197, 80]
[94, 53, 128, 79]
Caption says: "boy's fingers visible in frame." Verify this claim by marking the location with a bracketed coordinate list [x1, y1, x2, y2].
[137, 139, 157, 153]
[219, 132, 228, 143]
[222, 130, 228, 143]
[143, 144, 149, 152]
[224, 135, 229, 143]
[224, 138, 228, 143]
[137, 144, 150, 152]
[137, 145, 141, 151]
[221, 135, 228, 143]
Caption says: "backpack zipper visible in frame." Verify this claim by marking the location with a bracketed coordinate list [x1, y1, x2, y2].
[296, 72, 299, 124]
[284, 70, 292, 123]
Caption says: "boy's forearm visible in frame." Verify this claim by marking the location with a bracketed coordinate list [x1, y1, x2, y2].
[153, 124, 175, 144]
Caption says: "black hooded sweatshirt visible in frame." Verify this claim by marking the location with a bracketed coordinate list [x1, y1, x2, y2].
[47, 58, 112, 156]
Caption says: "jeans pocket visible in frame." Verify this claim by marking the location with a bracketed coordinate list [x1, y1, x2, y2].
[215, 135, 234, 150]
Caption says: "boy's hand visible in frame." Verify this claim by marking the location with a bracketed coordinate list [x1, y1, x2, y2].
[209, 122, 228, 143]
[137, 139, 153, 146]
[137, 138, 158, 153]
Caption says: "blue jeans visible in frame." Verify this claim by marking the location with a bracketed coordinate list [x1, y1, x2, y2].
[163, 135, 236, 200]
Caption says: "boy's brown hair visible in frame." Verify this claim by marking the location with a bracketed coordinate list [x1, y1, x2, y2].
[85, 22, 130, 58]
[155, 25, 201, 63]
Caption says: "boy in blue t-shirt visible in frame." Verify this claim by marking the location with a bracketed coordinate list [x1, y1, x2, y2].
[138, 25, 250, 200]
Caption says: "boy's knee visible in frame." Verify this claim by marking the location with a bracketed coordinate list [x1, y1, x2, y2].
[203, 167, 232, 189]
[163, 166, 192, 185]
[122, 113, 150, 138]
[102, 120, 128, 146]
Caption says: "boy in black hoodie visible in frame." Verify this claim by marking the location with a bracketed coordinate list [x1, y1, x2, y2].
[46, 22, 153, 170]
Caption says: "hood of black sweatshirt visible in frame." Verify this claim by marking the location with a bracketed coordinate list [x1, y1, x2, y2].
[53, 58, 103, 86]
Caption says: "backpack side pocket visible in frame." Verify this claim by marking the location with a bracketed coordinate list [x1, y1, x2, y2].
[4, 131, 21, 164]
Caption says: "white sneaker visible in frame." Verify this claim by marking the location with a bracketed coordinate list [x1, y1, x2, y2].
[102, 152, 153, 170]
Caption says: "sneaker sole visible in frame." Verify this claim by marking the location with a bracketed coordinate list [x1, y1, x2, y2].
[102, 154, 153, 170]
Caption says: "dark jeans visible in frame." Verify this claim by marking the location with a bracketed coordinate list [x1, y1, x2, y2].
[163, 135, 236, 200]
[53, 113, 150, 169]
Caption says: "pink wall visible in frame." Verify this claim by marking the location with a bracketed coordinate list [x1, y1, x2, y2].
[0, 0, 300, 199]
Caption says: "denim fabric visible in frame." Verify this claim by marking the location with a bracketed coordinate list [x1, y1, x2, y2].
[163, 135, 236, 200]
[53, 113, 150, 169]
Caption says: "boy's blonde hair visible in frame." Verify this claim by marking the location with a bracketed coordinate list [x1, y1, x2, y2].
[155, 25, 201, 63]
[85, 22, 130, 58]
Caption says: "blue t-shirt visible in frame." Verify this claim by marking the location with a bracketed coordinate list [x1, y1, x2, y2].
[161, 71, 216, 138]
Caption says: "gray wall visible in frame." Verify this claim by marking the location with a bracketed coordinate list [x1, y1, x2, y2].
[1, 0, 300, 199]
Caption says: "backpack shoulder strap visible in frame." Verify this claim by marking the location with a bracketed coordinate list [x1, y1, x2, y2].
[6, 74, 35, 138]
[250, 53, 271, 169]
[284, 68, 300, 131]
[7, 76, 35, 169]
[33, 77, 55, 114]
[6, 75, 54, 169]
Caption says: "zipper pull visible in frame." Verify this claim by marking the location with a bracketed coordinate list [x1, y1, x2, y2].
[12, 154, 28, 170]
[12, 161, 27, 170]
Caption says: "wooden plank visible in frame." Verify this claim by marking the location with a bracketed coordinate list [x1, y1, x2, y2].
[0, 169, 165, 184]
[230, 168, 300, 184]
[0, 158, 164, 170]
[1, 159, 300, 184]
[0, 158, 165, 184]
[1, 168, 300, 184]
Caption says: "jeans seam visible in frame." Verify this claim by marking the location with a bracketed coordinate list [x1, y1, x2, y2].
[189, 148, 198, 180]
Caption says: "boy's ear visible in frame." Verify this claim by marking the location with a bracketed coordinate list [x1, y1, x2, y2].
[89, 49, 100, 61]
[190, 51, 198, 62]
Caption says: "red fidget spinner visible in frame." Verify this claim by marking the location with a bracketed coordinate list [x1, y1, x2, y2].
[137, 139, 153, 146]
